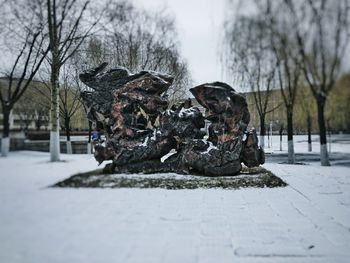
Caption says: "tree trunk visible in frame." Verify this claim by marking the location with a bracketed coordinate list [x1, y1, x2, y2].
[259, 115, 266, 149]
[1, 107, 11, 156]
[87, 120, 92, 154]
[65, 115, 72, 154]
[35, 119, 41, 131]
[49, 62, 61, 161]
[35, 111, 43, 131]
[279, 125, 283, 151]
[316, 97, 330, 166]
[269, 122, 273, 148]
[65, 115, 71, 141]
[328, 129, 331, 153]
[66, 141, 72, 154]
[307, 113, 312, 152]
[286, 107, 295, 164]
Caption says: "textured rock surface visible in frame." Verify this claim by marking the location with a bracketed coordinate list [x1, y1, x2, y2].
[79, 63, 264, 176]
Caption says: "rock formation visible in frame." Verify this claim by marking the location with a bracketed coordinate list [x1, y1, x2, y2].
[80, 63, 264, 176]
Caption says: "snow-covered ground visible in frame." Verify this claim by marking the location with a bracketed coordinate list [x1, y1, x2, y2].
[0, 135, 350, 263]
[264, 134, 350, 155]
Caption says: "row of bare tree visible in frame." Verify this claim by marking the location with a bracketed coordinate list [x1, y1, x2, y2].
[0, 0, 191, 159]
[223, 0, 350, 166]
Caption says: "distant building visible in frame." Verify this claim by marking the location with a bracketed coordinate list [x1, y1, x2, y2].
[0, 77, 88, 135]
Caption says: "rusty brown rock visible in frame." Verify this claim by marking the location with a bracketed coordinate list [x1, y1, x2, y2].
[79, 64, 264, 176]
[190, 81, 250, 142]
[241, 130, 265, 167]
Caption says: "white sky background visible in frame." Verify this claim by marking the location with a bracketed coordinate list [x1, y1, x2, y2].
[132, 0, 229, 87]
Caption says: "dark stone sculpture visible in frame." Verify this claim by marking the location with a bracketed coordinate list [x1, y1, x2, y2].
[80, 63, 264, 176]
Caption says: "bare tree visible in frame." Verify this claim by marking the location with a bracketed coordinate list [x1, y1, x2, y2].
[223, 0, 349, 165]
[59, 65, 84, 154]
[80, 1, 191, 105]
[0, 1, 48, 156]
[223, 11, 279, 149]
[279, 123, 284, 151]
[298, 87, 315, 152]
[264, 0, 302, 163]
[45, 0, 100, 161]
[32, 65, 85, 154]
[69, 57, 94, 153]
[286, 0, 350, 166]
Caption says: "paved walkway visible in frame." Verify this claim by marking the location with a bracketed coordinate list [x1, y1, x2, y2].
[0, 152, 349, 263]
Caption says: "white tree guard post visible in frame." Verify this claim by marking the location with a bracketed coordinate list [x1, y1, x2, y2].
[269, 122, 273, 148]
[50, 131, 60, 162]
[87, 142, 92, 154]
[288, 140, 295, 164]
[1, 137, 10, 157]
[66, 141, 72, 154]
[321, 144, 330, 166]
[260, 135, 265, 149]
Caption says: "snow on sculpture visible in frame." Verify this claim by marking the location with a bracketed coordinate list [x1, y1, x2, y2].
[79, 63, 264, 176]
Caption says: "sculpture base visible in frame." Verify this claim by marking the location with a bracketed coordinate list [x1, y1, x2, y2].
[53, 166, 286, 189]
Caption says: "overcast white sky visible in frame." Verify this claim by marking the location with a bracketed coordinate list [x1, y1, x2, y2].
[132, 0, 228, 86]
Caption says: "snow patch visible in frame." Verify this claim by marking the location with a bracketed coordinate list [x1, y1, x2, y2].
[161, 150, 177, 163]
[202, 141, 218, 154]
[165, 109, 174, 116]
[141, 136, 149, 147]
[178, 107, 197, 118]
